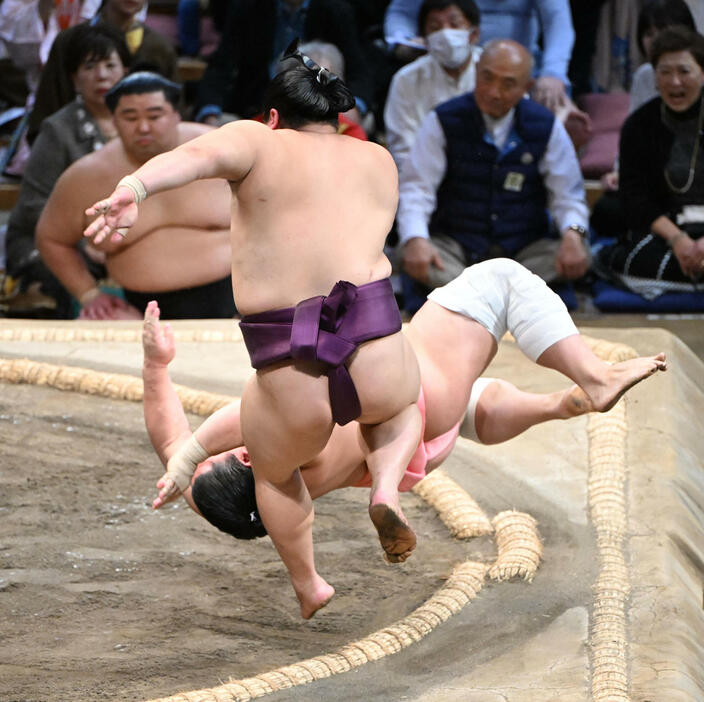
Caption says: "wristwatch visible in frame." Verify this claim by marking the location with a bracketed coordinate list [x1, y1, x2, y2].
[566, 224, 588, 239]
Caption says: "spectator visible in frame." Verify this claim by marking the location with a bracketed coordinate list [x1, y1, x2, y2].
[590, 0, 696, 237]
[27, 0, 177, 144]
[383, 0, 578, 115]
[384, 0, 481, 169]
[194, 0, 373, 126]
[397, 39, 589, 310]
[4, 23, 129, 319]
[594, 28, 704, 299]
[36, 72, 234, 320]
[630, 0, 697, 114]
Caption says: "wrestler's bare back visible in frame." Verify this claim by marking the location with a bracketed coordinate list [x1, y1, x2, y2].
[226, 122, 398, 314]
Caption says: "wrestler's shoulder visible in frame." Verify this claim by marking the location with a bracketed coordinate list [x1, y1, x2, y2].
[359, 139, 397, 172]
[178, 121, 218, 141]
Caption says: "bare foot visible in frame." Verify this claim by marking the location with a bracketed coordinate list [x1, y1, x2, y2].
[583, 353, 667, 412]
[294, 577, 335, 620]
[368, 499, 417, 564]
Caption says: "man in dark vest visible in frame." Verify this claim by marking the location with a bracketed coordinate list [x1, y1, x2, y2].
[397, 39, 590, 310]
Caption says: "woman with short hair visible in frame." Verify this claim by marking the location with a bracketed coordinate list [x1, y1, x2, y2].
[595, 26, 704, 298]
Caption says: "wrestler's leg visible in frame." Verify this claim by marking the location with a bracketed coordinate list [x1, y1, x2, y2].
[436, 258, 667, 412]
[352, 332, 423, 563]
[536, 338, 666, 413]
[464, 377, 596, 445]
[359, 402, 422, 563]
[240, 368, 335, 619]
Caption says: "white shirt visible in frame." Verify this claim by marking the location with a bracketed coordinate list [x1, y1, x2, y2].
[384, 46, 482, 170]
[397, 99, 589, 245]
[629, 63, 657, 115]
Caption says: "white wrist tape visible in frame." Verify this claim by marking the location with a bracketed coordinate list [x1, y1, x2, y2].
[79, 287, 101, 306]
[167, 434, 209, 491]
[116, 174, 147, 204]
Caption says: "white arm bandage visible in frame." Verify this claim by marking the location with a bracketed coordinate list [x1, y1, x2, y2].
[166, 434, 210, 491]
[116, 174, 147, 204]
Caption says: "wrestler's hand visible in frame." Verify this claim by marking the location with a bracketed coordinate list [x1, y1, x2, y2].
[79, 292, 141, 320]
[555, 229, 590, 280]
[153, 434, 209, 508]
[153, 472, 182, 509]
[143, 301, 175, 366]
[84, 187, 138, 245]
[402, 237, 444, 285]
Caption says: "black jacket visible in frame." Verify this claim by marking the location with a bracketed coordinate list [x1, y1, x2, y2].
[195, 0, 373, 118]
[618, 94, 704, 234]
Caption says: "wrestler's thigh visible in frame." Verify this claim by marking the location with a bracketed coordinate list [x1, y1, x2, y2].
[405, 302, 498, 437]
[350, 331, 421, 424]
[240, 366, 335, 483]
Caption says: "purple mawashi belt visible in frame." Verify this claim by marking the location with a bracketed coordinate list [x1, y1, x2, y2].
[239, 278, 401, 425]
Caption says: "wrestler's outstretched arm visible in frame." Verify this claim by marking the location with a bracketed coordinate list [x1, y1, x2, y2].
[83, 120, 266, 244]
[142, 300, 192, 465]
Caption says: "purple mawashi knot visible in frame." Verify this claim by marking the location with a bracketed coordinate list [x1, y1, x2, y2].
[239, 277, 401, 426]
[291, 281, 361, 424]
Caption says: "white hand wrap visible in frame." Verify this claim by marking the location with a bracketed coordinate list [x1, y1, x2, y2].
[79, 287, 101, 306]
[116, 174, 147, 204]
[167, 435, 209, 491]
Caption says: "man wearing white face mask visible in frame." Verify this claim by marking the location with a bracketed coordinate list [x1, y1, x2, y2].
[384, 0, 481, 170]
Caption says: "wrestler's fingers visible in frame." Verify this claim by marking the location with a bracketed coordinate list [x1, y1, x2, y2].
[83, 214, 105, 237]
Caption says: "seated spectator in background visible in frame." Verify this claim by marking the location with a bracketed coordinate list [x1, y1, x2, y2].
[27, 0, 177, 144]
[384, 0, 481, 169]
[4, 24, 129, 319]
[0, 0, 136, 99]
[383, 0, 582, 120]
[590, 0, 696, 238]
[193, 0, 373, 126]
[397, 39, 590, 311]
[594, 28, 704, 299]
[36, 72, 234, 320]
[630, 0, 697, 115]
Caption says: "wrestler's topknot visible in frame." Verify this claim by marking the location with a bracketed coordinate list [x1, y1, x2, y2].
[105, 71, 182, 112]
[261, 39, 356, 129]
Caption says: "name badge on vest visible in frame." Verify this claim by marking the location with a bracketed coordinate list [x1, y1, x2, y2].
[503, 171, 525, 192]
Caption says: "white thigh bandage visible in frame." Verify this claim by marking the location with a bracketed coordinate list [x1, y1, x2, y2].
[428, 258, 578, 361]
[459, 377, 495, 443]
[167, 434, 209, 491]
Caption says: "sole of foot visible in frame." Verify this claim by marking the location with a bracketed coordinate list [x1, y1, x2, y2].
[369, 503, 417, 564]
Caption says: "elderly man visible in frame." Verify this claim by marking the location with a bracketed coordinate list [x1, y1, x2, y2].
[37, 72, 234, 320]
[384, 0, 482, 170]
[398, 39, 590, 311]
